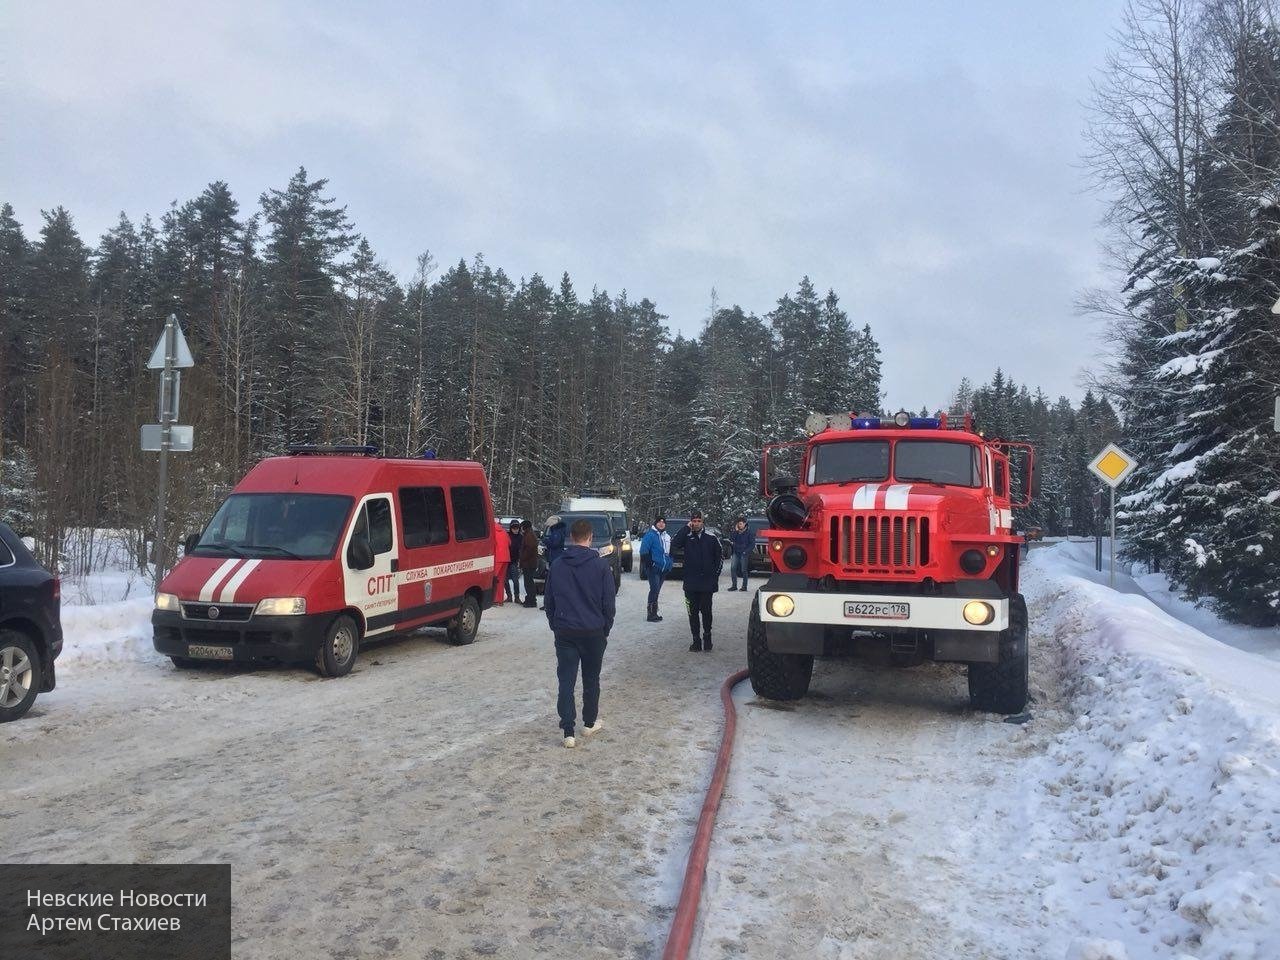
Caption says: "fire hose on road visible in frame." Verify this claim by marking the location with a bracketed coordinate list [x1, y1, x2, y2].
[662, 668, 751, 960]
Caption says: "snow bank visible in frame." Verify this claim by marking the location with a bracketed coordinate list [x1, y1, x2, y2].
[1024, 544, 1280, 960]
[58, 569, 159, 666]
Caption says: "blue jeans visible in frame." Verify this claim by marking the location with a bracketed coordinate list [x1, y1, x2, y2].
[730, 552, 749, 588]
[647, 567, 666, 607]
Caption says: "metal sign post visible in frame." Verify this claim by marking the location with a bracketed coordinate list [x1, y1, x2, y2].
[1087, 443, 1138, 588]
[145, 315, 195, 595]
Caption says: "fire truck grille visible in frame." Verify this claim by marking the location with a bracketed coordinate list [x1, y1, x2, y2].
[828, 514, 930, 572]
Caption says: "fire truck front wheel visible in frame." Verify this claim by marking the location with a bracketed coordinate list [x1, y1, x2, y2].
[747, 597, 813, 701]
[967, 593, 1028, 714]
[315, 615, 361, 678]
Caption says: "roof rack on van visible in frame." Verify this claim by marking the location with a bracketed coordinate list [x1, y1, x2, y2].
[286, 444, 380, 457]
[578, 487, 621, 498]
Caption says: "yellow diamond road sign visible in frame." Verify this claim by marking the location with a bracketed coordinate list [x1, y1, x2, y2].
[1089, 442, 1138, 487]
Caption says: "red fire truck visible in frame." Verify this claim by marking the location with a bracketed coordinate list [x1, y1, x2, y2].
[750, 412, 1033, 714]
[153, 446, 498, 677]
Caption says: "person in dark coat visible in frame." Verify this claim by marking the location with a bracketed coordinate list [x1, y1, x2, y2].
[542, 515, 567, 566]
[519, 519, 540, 608]
[544, 518, 616, 748]
[671, 509, 723, 652]
[727, 516, 753, 591]
[505, 520, 523, 603]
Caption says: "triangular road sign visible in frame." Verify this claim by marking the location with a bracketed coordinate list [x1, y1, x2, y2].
[147, 319, 195, 369]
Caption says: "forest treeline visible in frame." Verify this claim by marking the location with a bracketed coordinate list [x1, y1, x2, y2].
[1, 171, 1112, 576]
[1087, 0, 1280, 624]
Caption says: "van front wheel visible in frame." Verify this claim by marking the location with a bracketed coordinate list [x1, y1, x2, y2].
[315, 615, 360, 677]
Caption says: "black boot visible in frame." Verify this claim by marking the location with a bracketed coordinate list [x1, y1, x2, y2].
[689, 636, 702, 652]
[647, 602, 661, 623]
[703, 634, 713, 652]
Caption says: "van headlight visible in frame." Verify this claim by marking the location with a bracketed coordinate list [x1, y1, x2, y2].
[256, 597, 307, 616]
[765, 594, 795, 617]
[155, 592, 180, 612]
[962, 601, 994, 625]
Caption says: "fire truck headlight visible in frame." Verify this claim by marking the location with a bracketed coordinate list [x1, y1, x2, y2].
[155, 592, 180, 612]
[256, 597, 307, 616]
[959, 549, 986, 575]
[766, 594, 795, 617]
[963, 601, 995, 626]
[782, 546, 808, 570]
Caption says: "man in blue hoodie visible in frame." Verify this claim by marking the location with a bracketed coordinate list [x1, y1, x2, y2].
[544, 518, 616, 748]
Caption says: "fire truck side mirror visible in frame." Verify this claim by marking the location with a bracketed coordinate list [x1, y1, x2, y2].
[1013, 449, 1035, 509]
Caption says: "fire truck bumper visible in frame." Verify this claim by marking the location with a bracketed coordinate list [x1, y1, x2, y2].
[756, 574, 1009, 660]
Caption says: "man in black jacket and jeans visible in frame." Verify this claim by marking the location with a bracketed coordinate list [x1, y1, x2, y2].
[544, 518, 616, 748]
[672, 509, 723, 652]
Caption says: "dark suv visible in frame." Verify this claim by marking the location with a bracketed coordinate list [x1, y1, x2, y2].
[534, 512, 624, 594]
[0, 523, 62, 721]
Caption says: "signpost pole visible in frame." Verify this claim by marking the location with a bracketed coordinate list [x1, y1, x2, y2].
[153, 316, 176, 596]
[1109, 486, 1116, 589]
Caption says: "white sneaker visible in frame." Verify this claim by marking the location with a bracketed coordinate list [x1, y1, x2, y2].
[563, 736, 576, 749]
[583, 720, 603, 737]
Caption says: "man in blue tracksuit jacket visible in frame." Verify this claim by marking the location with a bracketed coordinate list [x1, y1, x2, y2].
[639, 515, 672, 623]
[544, 518, 616, 747]
[728, 516, 753, 591]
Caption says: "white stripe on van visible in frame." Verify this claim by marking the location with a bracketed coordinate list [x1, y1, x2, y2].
[218, 559, 262, 602]
[851, 484, 881, 510]
[884, 484, 913, 511]
[199, 559, 241, 602]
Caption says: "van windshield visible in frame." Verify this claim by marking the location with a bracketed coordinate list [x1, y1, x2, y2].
[194, 493, 354, 560]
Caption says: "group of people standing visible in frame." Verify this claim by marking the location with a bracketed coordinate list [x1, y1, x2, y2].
[497, 518, 551, 608]
[503, 507, 759, 748]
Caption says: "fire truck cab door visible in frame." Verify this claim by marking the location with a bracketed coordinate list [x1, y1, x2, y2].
[342, 494, 399, 636]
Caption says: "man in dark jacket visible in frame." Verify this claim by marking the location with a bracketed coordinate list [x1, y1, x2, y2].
[519, 519, 539, 608]
[671, 509, 723, 652]
[542, 515, 567, 566]
[544, 518, 616, 748]
[727, 516, 753, 591]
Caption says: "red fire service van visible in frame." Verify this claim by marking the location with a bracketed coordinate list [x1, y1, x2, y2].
[152, 446, 498, 677]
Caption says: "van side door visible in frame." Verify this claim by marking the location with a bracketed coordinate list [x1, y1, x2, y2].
[341, 494, 398, 636]
[395, 485, 452, 631]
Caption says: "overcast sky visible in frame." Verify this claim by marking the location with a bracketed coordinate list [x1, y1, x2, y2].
[2, 0, 1121, 413]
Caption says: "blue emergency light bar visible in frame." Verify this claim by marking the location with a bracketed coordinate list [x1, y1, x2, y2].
[848, 416, 942, 430]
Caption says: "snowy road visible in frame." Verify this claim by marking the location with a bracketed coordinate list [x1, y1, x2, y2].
[10, 550, 1276, 959]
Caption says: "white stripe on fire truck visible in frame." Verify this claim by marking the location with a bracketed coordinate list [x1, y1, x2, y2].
[883, 484, 913, 511]
[398, 555, 495, 584]
[218, 559, 262, 602]
[199, 559, 241, 602]
[851, 484, 881, 510]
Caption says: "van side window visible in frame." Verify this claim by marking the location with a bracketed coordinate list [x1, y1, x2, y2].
[450, 486, 490, 542]
[994, 461, 1008, 498]
[367, 498, 394, 554]
[400, 487, 449, 548]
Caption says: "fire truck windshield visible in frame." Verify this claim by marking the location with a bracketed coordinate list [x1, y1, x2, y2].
[808, 441, 890, 484]
[893, 440, 982, 487]
[194, 493, 354, 560]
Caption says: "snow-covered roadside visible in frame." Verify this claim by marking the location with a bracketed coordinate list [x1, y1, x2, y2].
[1018, 544, 1280, 960]
[56, 569, 158, 666]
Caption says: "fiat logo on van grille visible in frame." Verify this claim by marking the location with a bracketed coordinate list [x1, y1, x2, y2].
[208, 606, 220, 620]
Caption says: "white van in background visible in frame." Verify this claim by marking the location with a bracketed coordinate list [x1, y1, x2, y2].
[560, 489, 633, 572]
